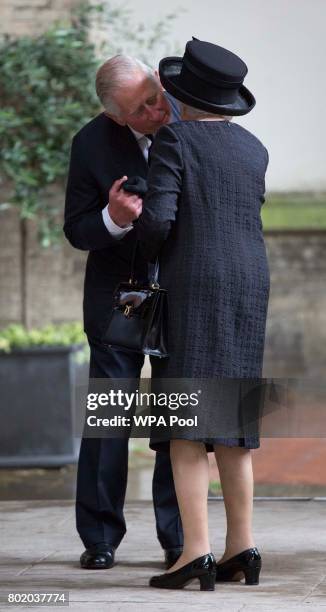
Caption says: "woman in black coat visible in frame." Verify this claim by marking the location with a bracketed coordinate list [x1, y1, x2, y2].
[137, 39, 269, 590]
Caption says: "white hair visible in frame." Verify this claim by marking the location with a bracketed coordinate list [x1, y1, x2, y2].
[95, 54, 157, 116]
[182, 102, 232, 120]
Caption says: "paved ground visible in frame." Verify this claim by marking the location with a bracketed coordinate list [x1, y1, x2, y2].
[0, 499, 326, 611]
[1, 436, 326, 502]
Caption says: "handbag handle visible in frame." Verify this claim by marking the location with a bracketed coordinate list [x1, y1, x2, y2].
[129, 240, 159, 288]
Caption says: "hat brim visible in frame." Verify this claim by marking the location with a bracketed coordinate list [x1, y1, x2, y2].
[159, 57, 256, 116]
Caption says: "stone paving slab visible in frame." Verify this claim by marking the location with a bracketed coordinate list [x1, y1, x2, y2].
[0, 500, 326, 611]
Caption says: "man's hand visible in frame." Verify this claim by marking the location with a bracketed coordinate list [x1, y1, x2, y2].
[108, 176, 143, 227]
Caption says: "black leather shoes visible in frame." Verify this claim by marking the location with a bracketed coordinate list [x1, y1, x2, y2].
[150, 553, 216, 590]
[80, 544, 115, 569]
[164, 547, 183, 570]
[215, 547, 261, 584]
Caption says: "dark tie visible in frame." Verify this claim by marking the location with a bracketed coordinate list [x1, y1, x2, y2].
[145, 133, 153, 164]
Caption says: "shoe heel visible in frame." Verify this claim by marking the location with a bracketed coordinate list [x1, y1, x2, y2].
[199, 571, 216, 591]
[244, 565, 261, 585]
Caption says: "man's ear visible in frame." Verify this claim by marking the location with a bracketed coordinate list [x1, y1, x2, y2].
[104, 110, 126, 126]
[154, 69, 164, 90]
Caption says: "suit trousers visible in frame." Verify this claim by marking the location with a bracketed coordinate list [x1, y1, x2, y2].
[75, 339, 183, 550]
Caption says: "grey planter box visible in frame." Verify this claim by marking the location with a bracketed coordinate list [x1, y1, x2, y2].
[0, 344, 87, 467]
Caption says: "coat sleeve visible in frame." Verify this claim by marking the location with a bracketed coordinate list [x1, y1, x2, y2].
[63, 134, 118, 251]
[136, 124, 183, 261]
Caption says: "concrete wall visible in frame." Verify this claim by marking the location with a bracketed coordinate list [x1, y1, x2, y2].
[98, 0, 326, 192]
[1, 0, 325, 379]
[0, 0, 80, 37]
[263, 230, 326, 379]
[2, 0, 325, 190]
[0, 208, 85, 329]
[0, 0, 84, 326]
[1, 205, 325, 379]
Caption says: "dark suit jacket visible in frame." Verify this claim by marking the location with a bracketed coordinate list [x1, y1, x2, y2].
[64, 94, 180, 342]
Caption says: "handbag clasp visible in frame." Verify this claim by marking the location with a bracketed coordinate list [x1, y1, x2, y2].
[123, 304, 133, 317]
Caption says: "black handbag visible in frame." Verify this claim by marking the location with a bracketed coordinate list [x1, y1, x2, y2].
[102, 243, 169, 358]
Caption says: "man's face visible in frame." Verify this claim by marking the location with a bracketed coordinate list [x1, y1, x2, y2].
[108, 71, 171, 134]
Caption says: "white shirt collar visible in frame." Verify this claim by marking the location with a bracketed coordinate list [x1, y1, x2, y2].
[128, 126, 146, 141]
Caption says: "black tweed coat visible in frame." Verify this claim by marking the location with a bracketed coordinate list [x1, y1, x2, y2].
[137, 119, 270, 377]
[137, 119, 270, 449]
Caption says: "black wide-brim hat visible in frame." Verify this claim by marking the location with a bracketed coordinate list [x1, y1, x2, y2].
[159, 38, 255, 116]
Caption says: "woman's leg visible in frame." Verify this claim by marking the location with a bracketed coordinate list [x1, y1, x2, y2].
[214, 445, 255, 562]
[167, 439, 211, 572]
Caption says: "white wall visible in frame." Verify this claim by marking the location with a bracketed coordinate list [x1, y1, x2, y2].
[123, 0, 326, 192]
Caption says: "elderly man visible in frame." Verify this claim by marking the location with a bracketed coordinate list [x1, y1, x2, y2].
[64, 55, 183, 570]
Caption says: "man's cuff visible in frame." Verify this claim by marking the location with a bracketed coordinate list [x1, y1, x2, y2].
[102, 204, 133, 239]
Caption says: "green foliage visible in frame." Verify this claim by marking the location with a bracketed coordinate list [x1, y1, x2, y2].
[0, 2, 180, 247]
[0, 6, 99, 246]
[0, 322, 86, 352]
[262, 193, 326, 229]
[208, 480, 221, 495]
